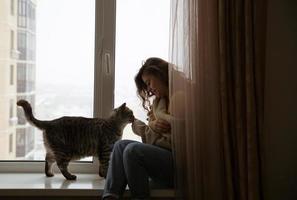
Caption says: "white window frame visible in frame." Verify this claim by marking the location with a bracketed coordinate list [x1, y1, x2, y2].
[0, 0, 116, 174]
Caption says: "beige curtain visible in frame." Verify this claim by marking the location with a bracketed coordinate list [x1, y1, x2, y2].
[169, 0, 267, 199]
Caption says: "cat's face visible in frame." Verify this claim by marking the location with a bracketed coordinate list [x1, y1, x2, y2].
[111, 103, 135, 123]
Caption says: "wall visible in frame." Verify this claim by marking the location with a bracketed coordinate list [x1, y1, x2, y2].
[263, 0, 297, 199]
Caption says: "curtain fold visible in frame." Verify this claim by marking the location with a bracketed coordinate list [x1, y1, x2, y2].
[169, 0, 266, 199]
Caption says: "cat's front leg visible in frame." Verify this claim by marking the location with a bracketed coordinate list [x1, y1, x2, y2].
[56, 158, 77, 180]
[98, 145, 112, 178]
[99, 164, 108, 178]
[45, 152, 56, 177]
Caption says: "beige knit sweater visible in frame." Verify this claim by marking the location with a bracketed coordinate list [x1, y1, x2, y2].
[131, 98, 172, 150]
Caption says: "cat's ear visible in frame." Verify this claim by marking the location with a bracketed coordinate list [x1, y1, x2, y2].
[120, 103, 126, 109]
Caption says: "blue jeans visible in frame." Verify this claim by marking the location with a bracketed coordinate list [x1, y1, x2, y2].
[102, 140, 174, 199]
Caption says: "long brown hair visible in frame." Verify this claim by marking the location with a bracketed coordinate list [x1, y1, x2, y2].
[135, 57, 169, 111]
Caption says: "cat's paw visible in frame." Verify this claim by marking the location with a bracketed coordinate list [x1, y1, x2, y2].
[46, 172, 54, 177]
[99, 167, 107, 178]
[65, 174, 77, 180]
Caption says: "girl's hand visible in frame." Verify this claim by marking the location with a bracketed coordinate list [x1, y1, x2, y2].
[149, 119, 171, 134]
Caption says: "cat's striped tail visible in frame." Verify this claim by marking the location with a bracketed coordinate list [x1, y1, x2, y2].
[17, 99, 47, 130]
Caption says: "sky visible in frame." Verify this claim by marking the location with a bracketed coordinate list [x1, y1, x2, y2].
[114, 0, 170, 111]
[34, 0, 170, 121]
[35, 0, 169, 88]
[35, 0, 95, 87]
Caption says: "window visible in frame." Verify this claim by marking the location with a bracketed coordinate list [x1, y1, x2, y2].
[17, 31, 27, 60]
[27, 1, 35, 30]
[16, 63, 27, 93]
[9, 134, 13, 153]
[9, 99, 14, 119]
[114, 0, 170, 141]
[18, 0, 27, 27]
[0, 0, 170, 173]
[0, 0, 102, 173]
[10, 30, 14, 50]
[11, 0, 15, 15]
[10, 65, 14, 85]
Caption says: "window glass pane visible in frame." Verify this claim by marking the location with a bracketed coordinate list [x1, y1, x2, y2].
[0, 0, 95, 160]
[115, 0, 170, 141]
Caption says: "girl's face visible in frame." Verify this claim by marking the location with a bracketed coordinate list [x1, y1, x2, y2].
[142, 73, 168, 98]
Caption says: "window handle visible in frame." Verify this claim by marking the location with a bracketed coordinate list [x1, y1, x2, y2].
[103, 51, 111, 75]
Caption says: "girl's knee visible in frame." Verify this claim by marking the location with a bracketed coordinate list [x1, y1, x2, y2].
[113, 140, 134, 150]
[123, 143, 144, 161]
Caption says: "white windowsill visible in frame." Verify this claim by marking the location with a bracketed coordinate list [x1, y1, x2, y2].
[0, 173, 175, 197]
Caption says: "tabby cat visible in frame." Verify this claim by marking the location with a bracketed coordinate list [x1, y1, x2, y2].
[17, 100, 134, 180]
